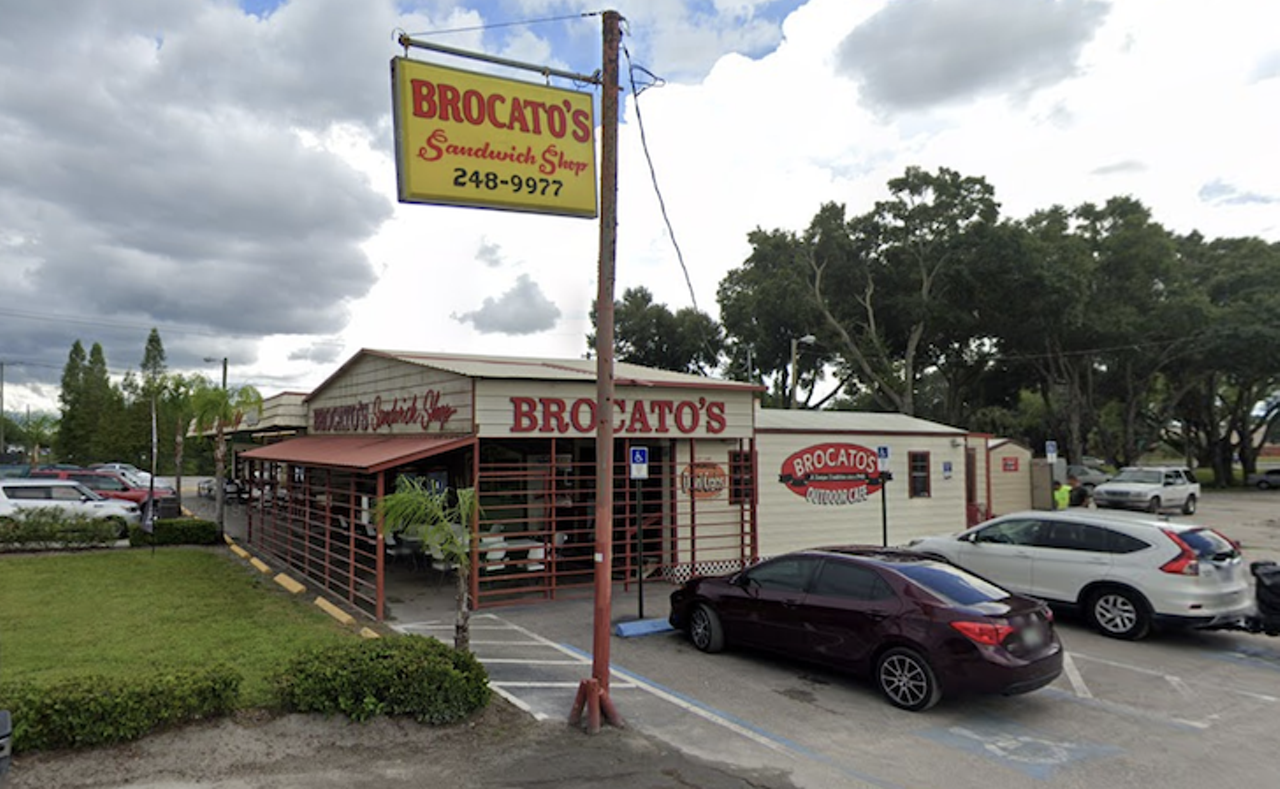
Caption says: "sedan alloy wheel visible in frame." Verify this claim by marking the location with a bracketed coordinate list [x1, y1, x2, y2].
[875, 648, 941, 711]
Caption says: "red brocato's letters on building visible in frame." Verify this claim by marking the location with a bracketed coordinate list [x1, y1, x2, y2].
[510, 396, 727, 435]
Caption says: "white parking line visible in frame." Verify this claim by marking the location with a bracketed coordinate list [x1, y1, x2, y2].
[1071, 651, 1279, 702]
[1061, 651, 1093, 699]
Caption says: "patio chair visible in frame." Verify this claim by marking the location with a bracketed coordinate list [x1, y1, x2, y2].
[385, 530, 422, 570]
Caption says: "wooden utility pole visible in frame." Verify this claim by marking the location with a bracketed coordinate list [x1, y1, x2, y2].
[570, 8, 624, 734]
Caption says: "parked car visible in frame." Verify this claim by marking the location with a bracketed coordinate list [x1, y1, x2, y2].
[1246, 469, 1280, 490]
[1091, 466, 1200, 514]
[28, 469, 180, 520]
[0, 478, 140, 533]
[1066, 464, 1111, 490]
[907, 509, 1251, 640]
[668, 547, 1062, 711]
[198, 477, 247, 502]
[90, 462, 173, 491]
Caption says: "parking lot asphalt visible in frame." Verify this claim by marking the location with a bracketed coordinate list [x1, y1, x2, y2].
[203, 486, 1280, 789]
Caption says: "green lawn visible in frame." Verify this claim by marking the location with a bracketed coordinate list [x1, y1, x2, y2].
[0, 548, 358, 706]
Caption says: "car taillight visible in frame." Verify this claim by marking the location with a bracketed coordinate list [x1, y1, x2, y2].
[1159, 529, 1200, 576]
[950, 621, 1014, 646]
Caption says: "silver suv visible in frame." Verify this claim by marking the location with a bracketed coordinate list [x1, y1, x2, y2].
[0, 479, 140, 528]
[908, 509, 1250, 639]
[1092, 466, 1200, 514]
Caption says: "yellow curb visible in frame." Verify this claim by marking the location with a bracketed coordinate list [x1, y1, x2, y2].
[249, 557, 272, 574]
[273, 573, 306, 595]
[314, 596, 356, 627]
[223, 533, 234, 545]
[359, 627, 381, 639]
[230, 544, 250, 559]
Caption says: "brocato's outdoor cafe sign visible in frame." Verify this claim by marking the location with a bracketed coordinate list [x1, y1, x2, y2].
[391, 57, 597, 218]
[779, 443, 884, 506]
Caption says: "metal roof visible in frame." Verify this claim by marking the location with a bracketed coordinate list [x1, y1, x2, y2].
[360, 349, 761, 390]
[240, 434, 475, 474]
[754, 409, 965, 435]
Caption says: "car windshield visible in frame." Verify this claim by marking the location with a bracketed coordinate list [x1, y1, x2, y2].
[894, 562, 1010, 606]
[74, 485, 105, 500]
[1178, 528, 1238, 560]
[1113, 469, 1162, 484]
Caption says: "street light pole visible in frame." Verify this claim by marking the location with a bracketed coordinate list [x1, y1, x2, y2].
[789, 334, 816, 409]
[203, 358, 229, 389]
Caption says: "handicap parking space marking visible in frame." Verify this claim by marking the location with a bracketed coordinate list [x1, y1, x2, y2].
[917, 716, 1121, 781]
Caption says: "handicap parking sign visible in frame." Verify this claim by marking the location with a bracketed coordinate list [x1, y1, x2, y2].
[630, 447, 649, 480]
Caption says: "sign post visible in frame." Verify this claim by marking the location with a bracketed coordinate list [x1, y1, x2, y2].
[877, 446, 891, 547]
[630, 447, 648, 619]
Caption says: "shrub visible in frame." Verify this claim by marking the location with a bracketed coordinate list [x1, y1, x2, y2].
[127, 517, 219, 547]
[0, 509, 119, 551]
[271, 635, 490, 724]
[0, 665, 241, 753]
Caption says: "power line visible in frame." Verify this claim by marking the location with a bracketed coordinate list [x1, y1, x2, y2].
[622, 44, 698, 313]
[405, 11, 601, 38]
[0, 307, 233, 338]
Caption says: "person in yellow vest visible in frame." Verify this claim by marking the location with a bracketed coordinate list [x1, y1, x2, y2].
[1053, 478, 1072, 510]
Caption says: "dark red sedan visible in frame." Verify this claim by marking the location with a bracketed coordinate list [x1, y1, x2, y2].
[668, 547, 1063, 711]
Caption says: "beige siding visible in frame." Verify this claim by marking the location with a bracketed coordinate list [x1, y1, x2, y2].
[989, 443, 1033, 516]
[306, 355, 473, 435]
[254, 392, 307, 431]
[475, 380, 755, 439]
[756, 432, 968, 556]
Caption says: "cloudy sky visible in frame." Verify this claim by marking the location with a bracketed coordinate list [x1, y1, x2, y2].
[3, 0, 1278, 414]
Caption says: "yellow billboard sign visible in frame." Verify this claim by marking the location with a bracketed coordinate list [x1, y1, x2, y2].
[391, 57, 597, 218]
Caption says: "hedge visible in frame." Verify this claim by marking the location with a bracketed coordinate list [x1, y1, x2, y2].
[0, 665, 241, 753]
[0, 509, 120, 550]
[271, 635, 491, 724]
[127, 517, 219, 547]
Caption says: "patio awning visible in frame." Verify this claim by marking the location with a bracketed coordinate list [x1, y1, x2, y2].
[240, 434, 476, 474]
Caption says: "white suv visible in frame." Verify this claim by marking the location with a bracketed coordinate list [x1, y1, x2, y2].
[1092, 466, 1200, 515]
[907, 509, 1251, 639]
[0, 479, 141, 530]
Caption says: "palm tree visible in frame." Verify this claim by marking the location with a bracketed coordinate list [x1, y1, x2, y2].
[24, 413, 57, 466]
[191, 379, 262, 538]
[377, 478, 480, 652]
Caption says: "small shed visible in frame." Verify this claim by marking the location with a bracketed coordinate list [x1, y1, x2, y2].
[754, 409, 987, 556]
[987, 438, 1032, 516]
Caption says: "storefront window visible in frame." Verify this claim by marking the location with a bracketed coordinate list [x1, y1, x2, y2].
[909, 451, 931, 498]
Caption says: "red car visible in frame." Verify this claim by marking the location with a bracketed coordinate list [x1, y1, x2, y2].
[668, 547, 1063, 711]
[29, 468, 180, 520]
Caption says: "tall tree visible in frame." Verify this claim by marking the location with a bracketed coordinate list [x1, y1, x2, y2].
[54, 341, 88, 463]
[718, 227, 835, 407]
[590, 287, 724, 375]
[83, 343, 126, 462]
[808, 167, 999, 415]
[192, 379, 263, 536]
